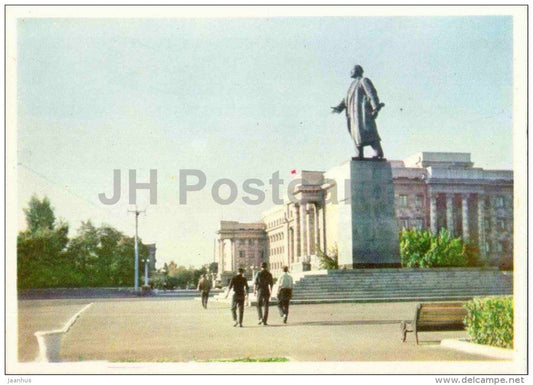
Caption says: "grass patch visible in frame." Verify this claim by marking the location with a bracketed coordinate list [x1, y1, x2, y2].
[111, 357, 290, 363]
[111, 357, 290, 362]
[205, 357, 289, 363]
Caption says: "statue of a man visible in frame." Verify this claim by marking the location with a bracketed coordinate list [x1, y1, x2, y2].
[332, 65, 385, 160]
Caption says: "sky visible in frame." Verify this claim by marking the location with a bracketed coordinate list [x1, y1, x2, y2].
[14, 8, 518, 268]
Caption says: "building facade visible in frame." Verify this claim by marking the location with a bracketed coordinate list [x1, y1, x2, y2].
[216, 152, 513, 278]
[216, 221, 267, 283]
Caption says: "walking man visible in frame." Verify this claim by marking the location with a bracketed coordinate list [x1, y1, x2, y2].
[197, 274, 211, 309]
[254, 262, 273, 326]
[277, 266, 293, 324]
[331, 64, 385, 160]
[225, 268, 249, 327]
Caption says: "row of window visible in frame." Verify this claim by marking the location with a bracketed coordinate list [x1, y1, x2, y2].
[396, 194, 507, 209]
[269, 246, 285, 256]
[268, 232, 285, 242]
[397, 194, 424, 208]
[270, 261, 285, 271]
[398, 217, 509, 232]
[485, 241, 509, 253]
[398, 218, 423, 230]
[484, 218, 509, 231]
[238, 250, 264, 259]
[266, 217, 285, 229]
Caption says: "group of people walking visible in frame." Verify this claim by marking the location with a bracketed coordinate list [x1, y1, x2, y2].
[224, 262, 293, 327]
[197, 262, 294, 327]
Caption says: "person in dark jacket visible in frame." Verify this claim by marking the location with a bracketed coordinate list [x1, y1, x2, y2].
[225, 268, 249, 327]
[197, 274, 211, 309]
[254, 262, 273, 325]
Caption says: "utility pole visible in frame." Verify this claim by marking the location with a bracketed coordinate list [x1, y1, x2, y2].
[128, 207, 146, 291]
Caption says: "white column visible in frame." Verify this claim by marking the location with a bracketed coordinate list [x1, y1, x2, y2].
[321, 203, 327, 253]
[218, 239, 223, 278]
[314, 203, 320, 253]
[306, 203, 312, 256]
[446, 194, 455, 236]
[300, 203, 307, 257]
[462, 194, 470, 241]
[232, 239, 237, 272]
[430, 193, 438, 234]
[294, 205, 300, 258]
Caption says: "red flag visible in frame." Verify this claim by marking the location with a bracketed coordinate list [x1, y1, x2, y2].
[291, 169, 296, 175]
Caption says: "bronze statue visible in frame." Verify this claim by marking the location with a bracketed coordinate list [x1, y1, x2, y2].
[332, 65, 385, 160]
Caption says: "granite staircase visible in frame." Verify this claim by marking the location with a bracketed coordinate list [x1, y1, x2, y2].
[289, 268, 513, 304]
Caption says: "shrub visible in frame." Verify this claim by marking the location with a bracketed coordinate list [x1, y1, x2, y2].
[400, 228, 472, 268]
[400, 229, 431, 267]
[317, 244, 338, 270]
[464, 296, 513, 349]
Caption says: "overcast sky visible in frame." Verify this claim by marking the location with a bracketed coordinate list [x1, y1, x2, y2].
[15, 7, 519, 267]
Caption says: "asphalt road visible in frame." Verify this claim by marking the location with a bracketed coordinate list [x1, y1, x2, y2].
[17, 297, 498, 364]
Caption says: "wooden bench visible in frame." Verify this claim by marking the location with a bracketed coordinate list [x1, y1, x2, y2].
[400, 302, 467, 345]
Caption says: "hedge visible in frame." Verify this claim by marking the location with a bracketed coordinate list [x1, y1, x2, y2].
[464, 296, 513, 349]
[400, 228, 471, 268]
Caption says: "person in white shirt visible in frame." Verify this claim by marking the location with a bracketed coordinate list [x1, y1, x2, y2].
[277, 266, 294, 324]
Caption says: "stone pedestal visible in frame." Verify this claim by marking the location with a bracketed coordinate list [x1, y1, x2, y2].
[337, 159, 401, 268]
[291, 259, 311, 273]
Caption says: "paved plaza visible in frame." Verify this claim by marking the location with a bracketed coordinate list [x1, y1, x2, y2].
[16, 296, 505, 365]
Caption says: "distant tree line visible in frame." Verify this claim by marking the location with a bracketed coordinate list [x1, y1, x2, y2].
[150, 262, 217, 290]
[18, 196, 150, 289]
[17, 196, 218, 290]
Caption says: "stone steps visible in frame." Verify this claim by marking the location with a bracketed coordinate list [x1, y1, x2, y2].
[288, 268, 512, 303]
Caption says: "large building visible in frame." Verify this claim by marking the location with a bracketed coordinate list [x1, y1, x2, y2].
[216, 152, 513, 279]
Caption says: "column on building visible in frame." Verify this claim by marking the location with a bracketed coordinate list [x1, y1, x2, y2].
[430, 193, 438, 234]
[314, 203, 320, 253]
[218, 238, 223, 278]
[446, 193, 455, 236]
[320, 202, 327, 253]
[477, 195, 486, 260]
[300, 202, 307, 258]
[306, 203, 313, 255]
[461, 194, 469, 241]
[232, 238, 237, 272]
[489, 195, 498, 256]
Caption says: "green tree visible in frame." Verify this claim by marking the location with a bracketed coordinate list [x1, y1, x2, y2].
[66, 221, 99, 285]
[23, 195, 56, 234]
[97, 225, 123, 284]
[17, 196, 70, 289]
[208, 262, 218, 274]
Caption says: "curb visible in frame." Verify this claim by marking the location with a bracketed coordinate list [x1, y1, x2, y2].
[441, 338, 514, 360]
[34, 303, 93, 362]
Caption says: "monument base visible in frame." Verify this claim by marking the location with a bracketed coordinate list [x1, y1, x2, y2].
[290, 261, 311, 273]
[336, 159, 401, 267]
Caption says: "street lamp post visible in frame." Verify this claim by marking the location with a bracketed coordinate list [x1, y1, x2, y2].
[128, 207, 145, 291]
[142, 258, 150, 286]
